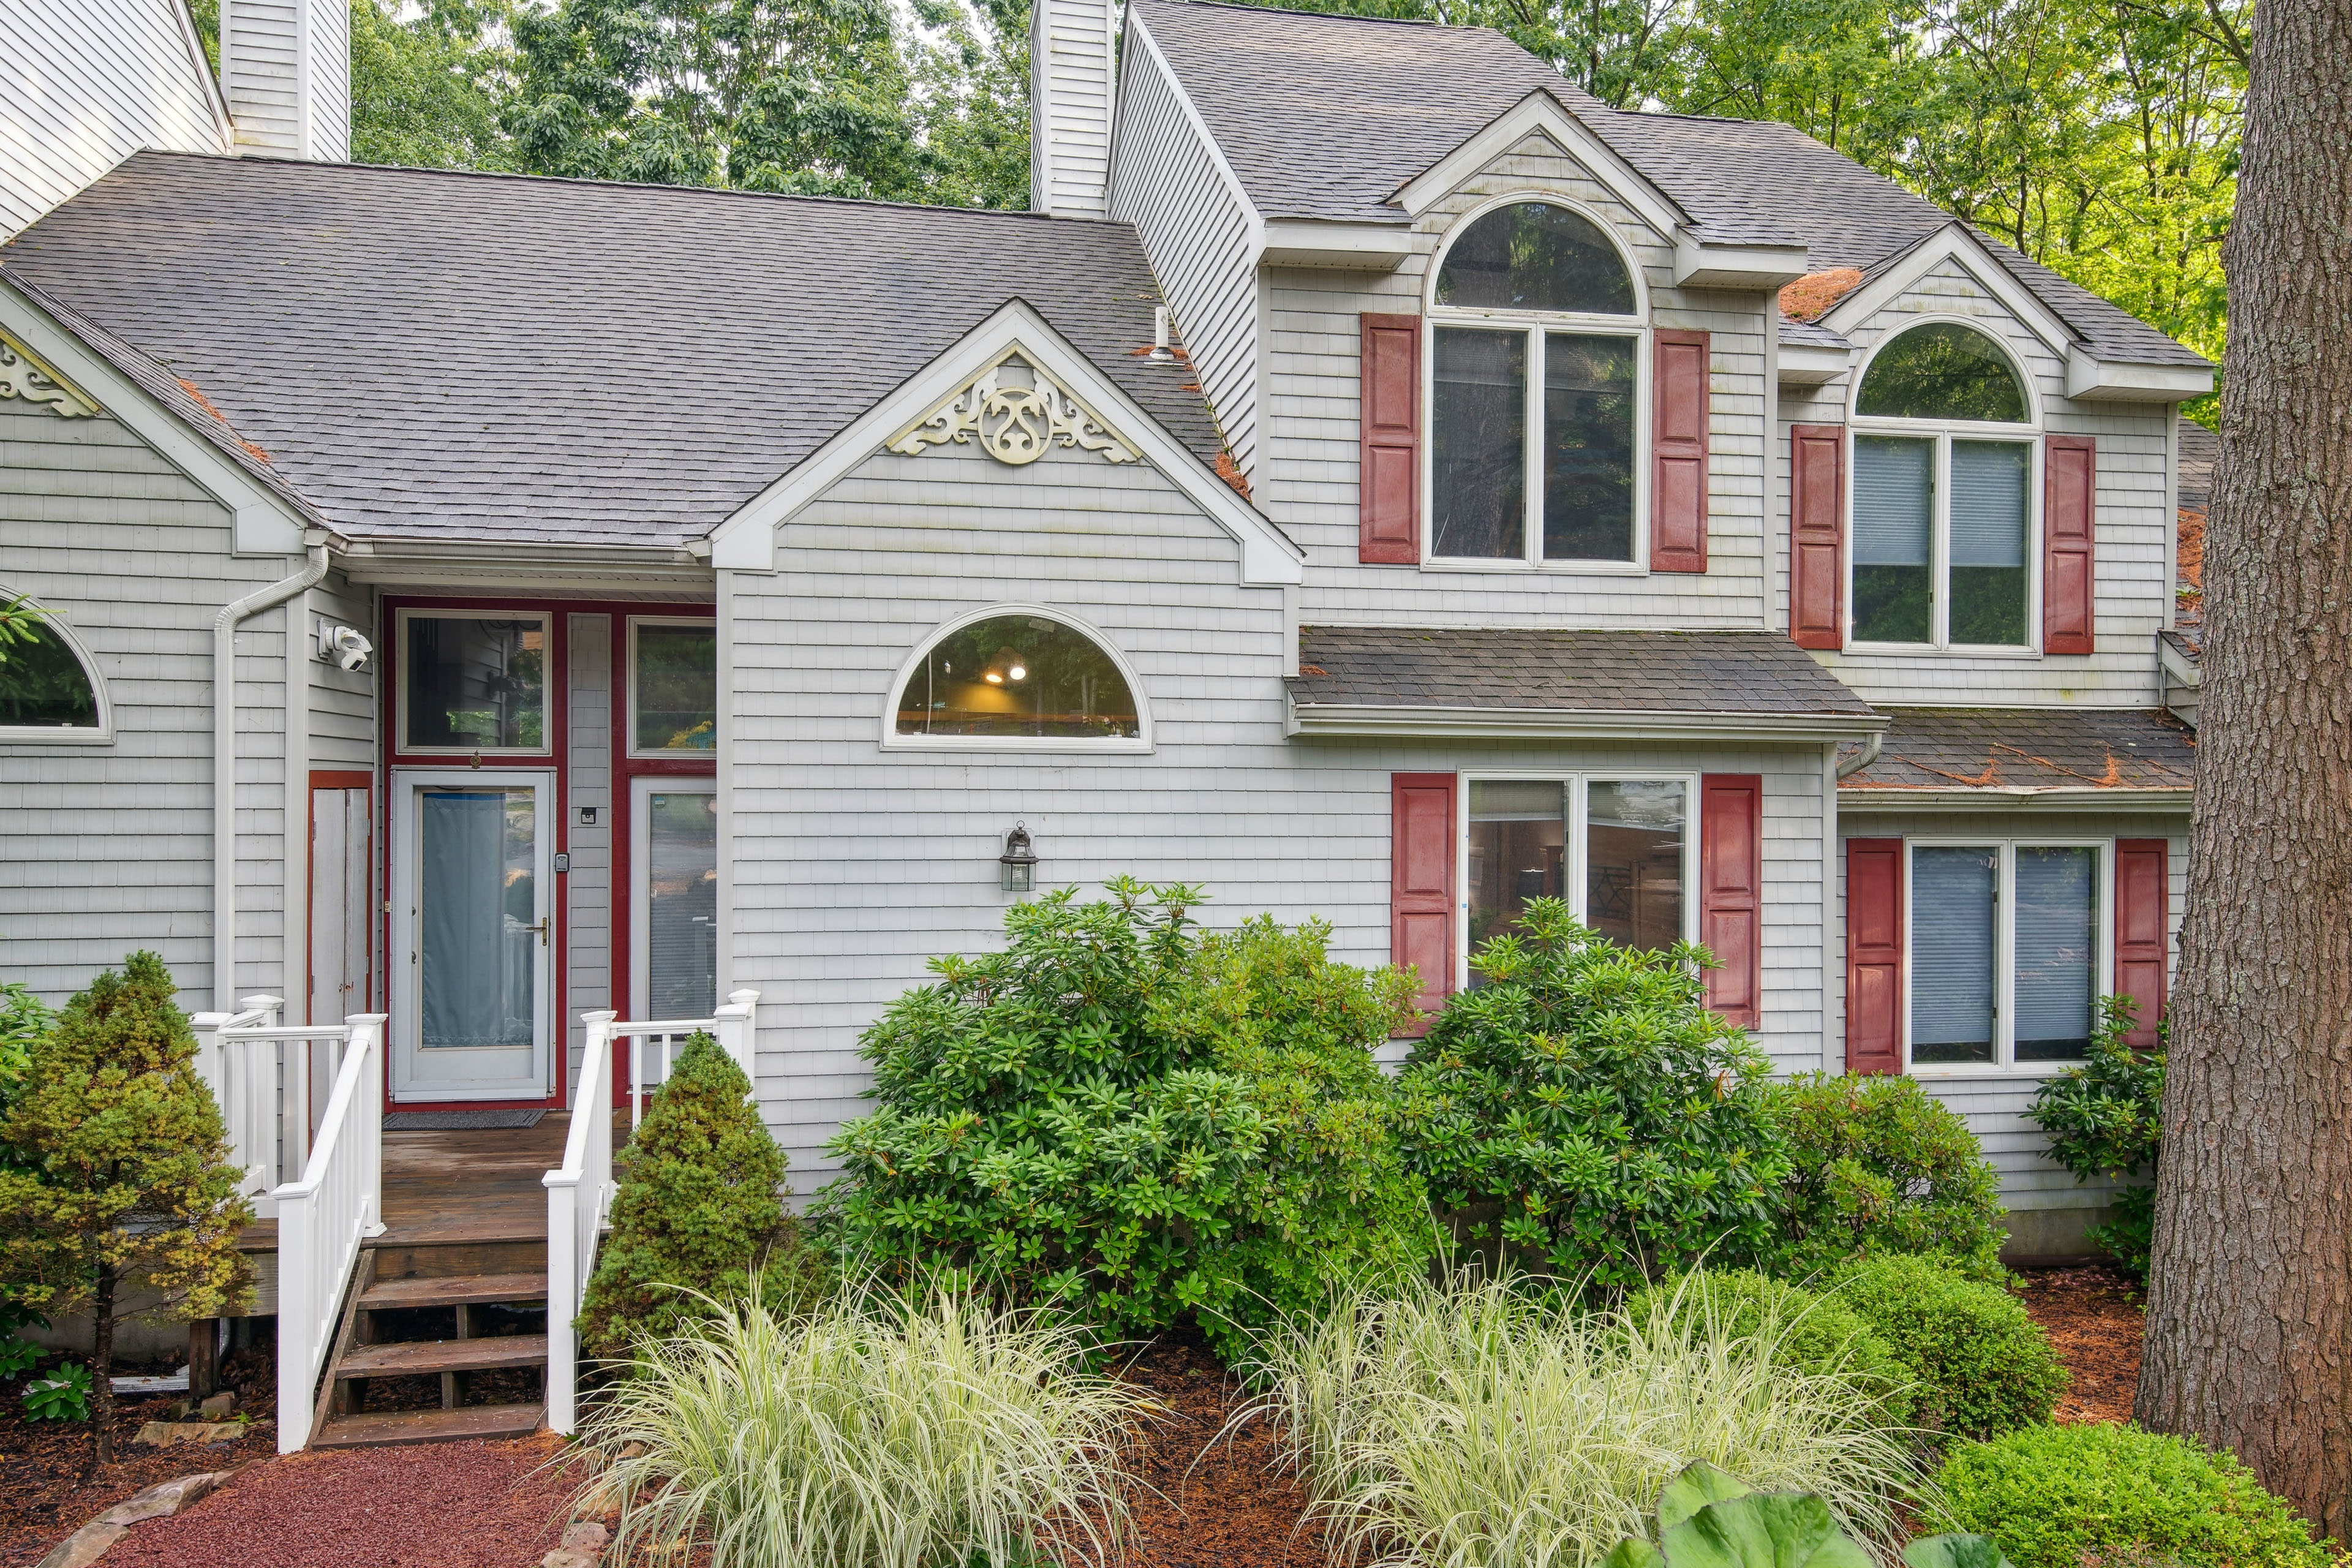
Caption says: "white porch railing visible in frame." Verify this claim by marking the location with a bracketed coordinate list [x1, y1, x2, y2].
[543, 990, 758, 1435]
[264, 1014, 388, 1453]
[190, 995, 303, 1214]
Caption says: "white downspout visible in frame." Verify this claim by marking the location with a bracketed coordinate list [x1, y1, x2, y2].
[215, 545, 329, 1012]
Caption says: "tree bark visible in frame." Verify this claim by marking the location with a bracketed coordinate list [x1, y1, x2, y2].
[91, 1265, 115, 1468]
[2136, 0, 2352, 1535]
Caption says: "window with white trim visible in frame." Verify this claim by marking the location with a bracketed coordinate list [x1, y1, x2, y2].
[627, 617, 716, 756]
[0, 594, 104, 736]
[1429, 200, 1644, 566]
[1909, 839, 2103, 1068]
[1466, 775, 1694, 982]
[1850, 321, 2038, 649]
[889, 610, 1144, 746]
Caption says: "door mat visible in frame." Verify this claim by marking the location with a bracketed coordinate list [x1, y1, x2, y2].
[383, 1109, 547, 1131]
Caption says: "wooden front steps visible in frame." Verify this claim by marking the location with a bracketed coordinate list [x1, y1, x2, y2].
[310, 1234, 553, 1450]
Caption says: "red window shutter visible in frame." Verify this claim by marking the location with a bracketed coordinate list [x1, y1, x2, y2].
[1360, 314, 1422, 564]
[1845, 837, 1904, 1074]
[1391, 772, 1457, 1034]
[1650, 329, 1711, 573]
[2044, 435, 2097, 654]
[1789, 424, 1845, 650]
[2114, 839, 2168, 1048]
[1699, 774, 1762, 1027]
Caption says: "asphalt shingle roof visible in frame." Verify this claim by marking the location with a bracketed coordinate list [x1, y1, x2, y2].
[1136, 0, 2204, 369]
[1287, 626, 1878, 717]
[1838, 707, 2195, 792]
[0, 153, 1222, 549]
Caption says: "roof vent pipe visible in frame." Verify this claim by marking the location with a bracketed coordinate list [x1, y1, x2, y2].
[1150, 305, 1174, 362]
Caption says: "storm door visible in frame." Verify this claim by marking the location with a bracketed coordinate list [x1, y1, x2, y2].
[390, 769, 554, 1101]
[628, 777, 718, 1094]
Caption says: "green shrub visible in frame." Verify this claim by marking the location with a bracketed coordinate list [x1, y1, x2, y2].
[578, 1031, 826, 1360]
[2029, 998, 2164, 1277]
[1621, 1269, 1912, 1427]
[22, 1360, 91, 1422]
[0, 983, 54, 1172]
[1603, 1460, 2013, 1568]
[1771, 1072, 2006, 1280]
[1930, 1423, 2334, 1568]
[823, 881, 1436, 1360]
[1393, 898, 1790, 1291]
[1831, 1254, 2064, 1442]
[579, 1283, 1142, 1568]
[1243, 1267, 1924, 1568]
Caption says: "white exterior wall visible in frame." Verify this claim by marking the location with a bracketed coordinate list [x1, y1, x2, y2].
[1029, 0, 1115, 219]
[1829, 809, 2187, 1210]
[722, 439, 1836, 1194]
[1781, 259, 2174, 706]
[0, 401, 306, 1005]
[0, 0, 230, 238]
[221, 0, 348, 160]
[1107, 26, 1261, 475]
[1259, 134, 1777, 627]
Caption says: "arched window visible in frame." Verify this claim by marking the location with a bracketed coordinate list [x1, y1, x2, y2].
[1856, 321, 2030, 422]
[1428, 199, 1643, 566]
[1850, 321, 2037, 649]
[0, 595, 106, 738]
[889, 610, 1145, 747]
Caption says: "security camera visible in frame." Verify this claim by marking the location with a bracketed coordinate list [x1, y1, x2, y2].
[316, 621, 373, 673]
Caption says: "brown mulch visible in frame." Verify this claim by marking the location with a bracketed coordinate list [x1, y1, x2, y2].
[104, 1434, 576, 1568]
[1115, 1330, 1322, 1568]
[0, 1354, 278, 1567]
[2016, 1263, 2145, 1425]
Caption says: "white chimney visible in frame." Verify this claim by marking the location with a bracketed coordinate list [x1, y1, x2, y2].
[1030, 0, 1117, 219]
[221, 0, 351, 160]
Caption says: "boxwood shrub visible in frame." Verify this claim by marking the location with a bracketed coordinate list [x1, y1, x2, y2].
[1620, 1268, 1913, 1426]
[1831, 1253, 2065, 1441]
[1931, 1422, 2335, 1568]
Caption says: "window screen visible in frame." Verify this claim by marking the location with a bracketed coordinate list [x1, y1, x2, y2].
[1542, 333, 1637, 561]
[1468, 781, 1566, 978]
[1586, 780, 1686, 952]
[1912, 846, 1997, 1063]
[2015, 846, 2097, 1059]
[1949, 442, 2030, 646]
[1852, 437, 1934, 644]
[1431, 328, 1527, 559]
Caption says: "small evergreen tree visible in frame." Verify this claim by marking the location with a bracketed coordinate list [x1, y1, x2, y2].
[578, 1031, 824, 1359]
[0, 952, 253, 1463]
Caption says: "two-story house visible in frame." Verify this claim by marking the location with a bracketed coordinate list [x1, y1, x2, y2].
[1, 0, 2204, 1444]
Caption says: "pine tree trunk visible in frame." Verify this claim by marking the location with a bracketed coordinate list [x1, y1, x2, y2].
[2135, 0, 2352, 1534]
[91, 1265, 116, 1468]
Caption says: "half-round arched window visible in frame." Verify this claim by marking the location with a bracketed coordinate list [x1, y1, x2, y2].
[1856, 321, 2030, 423]
[1435, 202, 1638, 315]
[888, 609, 1147, 747]
[0, 595, 107, 740]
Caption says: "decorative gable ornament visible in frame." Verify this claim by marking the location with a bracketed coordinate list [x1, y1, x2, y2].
[886, 349, 1140, 467]
[0, 331, 100, 418]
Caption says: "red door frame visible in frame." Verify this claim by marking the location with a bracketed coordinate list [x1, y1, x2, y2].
[376, 595, 714, 1113]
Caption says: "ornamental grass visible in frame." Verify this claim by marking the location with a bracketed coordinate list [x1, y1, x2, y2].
[571, 1282, 1146, 1568]
[1237, 1268, 1928, 1568]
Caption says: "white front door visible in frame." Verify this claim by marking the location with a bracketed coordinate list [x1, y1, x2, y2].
[390, 769, 554, 1102]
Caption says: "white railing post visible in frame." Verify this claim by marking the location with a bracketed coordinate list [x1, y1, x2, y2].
[545, 1009, 617, 1436]
[714, 988, 760, 1082]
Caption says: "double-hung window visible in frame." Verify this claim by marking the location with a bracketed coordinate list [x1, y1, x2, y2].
[1909, 840, 2104, 1068]
[1850, 321, 2038, 649]
[1465, 774, 1694, 982]
[1429, 200, 1645, 567]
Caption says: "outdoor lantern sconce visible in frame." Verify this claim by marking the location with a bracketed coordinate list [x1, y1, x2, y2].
[1000, 824, 1038, 892]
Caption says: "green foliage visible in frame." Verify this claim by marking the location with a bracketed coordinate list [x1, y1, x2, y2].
[824, 881, 1436, 1361]
[1245, 1270, 1924, 1568]
[22, 1360, 91, 1422]
[1621, 1270, 1912, 1427]
[2029, 997, 2164, 1277]
[350, 0, 515, 170]
[578, 1031, 825, 1360]
[1929, 1423, 2335, 1568]
[0, 1302, 47, 1379]
[1830, 1254, 2064, 1442]
[1771, 1072, 2007, 1281]
[0, 982, 52, 1144]
[1606, 1461, 2017, 1568]
[1393, 898, 1790, 1291]
[576, 1283, 1142, 1568]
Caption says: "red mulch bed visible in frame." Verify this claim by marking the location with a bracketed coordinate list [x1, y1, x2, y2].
[1115, 1330, 1321, 1568]
[2016, 1263, 2145, 1424]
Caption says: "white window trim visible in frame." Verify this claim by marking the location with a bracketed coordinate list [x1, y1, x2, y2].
[878, 603, 1155, 755]
[1847, 316, 2045, 655]
[630, 775, 719, 1022]
[1457, 770, 1699, 990]
[1903, 835, 2111, 1078]
[0, 591, 112, 744]
[1422, 192, 1653, 575]
[624, 615, 718, 761]
[394, 607, 556, 756]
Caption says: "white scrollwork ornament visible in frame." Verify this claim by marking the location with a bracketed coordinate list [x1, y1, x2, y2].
[888, 353, 1140, 467]
[0, 334, 99, 418]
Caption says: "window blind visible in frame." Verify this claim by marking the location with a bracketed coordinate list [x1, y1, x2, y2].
[1911, 846, 1996, 1063]
[2015, 846, 2096, 1058]
[1950, 441, 2029, 568]
[1852, 437, 1932, 565]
